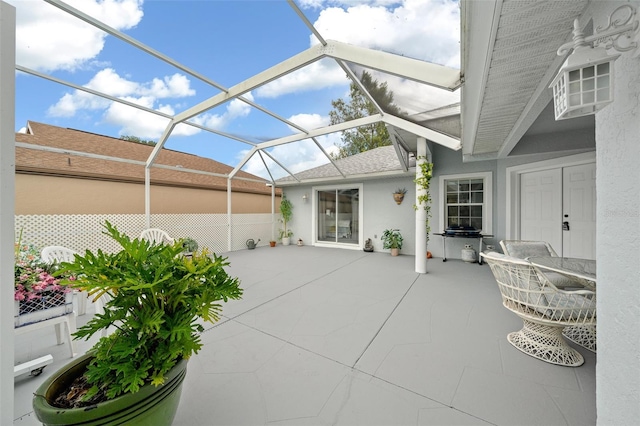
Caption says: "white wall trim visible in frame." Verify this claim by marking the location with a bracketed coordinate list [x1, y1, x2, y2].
[505, 152, 596, 239]
[438, 171, 493, 234]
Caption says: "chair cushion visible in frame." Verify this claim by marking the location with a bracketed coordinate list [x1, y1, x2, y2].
[538, 271, 582, 289]
[544, 292, 596, 322]
[502, 241, 553, 259]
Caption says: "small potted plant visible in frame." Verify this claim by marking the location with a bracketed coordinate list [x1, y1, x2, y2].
[32, 221, 242, 425]
[279, 194, 294, 245]
[269, 240, 277, 247]
[179, 237, 198, 257]
[393, 188, 407, 205]
[180, 236, 198, 252]
[381, 229, 403, 256]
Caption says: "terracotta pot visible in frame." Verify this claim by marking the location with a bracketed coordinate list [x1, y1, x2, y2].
[393, 193, 405, 205]
[269, 241, 276, 247]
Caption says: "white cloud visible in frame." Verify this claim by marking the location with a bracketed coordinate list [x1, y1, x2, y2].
[255, 59, 347, 99]
[298, 0, 400, 9]
[287, 113, 331, 132]
[86, 68, 139, 96]
[47, 68, 201, 138]
[9, 0, 144, 72]
[253, 1, 459, 101]
[104, 100, 172, 139]
[143, 74, 195, 98]
[312, 0, 460, 68]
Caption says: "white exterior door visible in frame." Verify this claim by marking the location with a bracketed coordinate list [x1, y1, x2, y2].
[519, 162, 596, 258]
[520, 168, 563, 254]
[562, 163, 596, 259]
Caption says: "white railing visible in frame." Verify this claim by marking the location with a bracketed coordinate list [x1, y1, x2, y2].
[15, 213, 276, 254]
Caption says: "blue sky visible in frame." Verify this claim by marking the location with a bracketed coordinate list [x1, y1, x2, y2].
[10, 0, 460, 179]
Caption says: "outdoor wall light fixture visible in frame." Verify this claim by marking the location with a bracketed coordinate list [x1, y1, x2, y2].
[302, 193, 308, 203]
[550, 4, 638, 120]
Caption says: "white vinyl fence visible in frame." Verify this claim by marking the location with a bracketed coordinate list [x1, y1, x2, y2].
[15, 213, 276, 254]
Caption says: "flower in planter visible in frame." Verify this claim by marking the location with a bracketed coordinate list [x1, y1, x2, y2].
[14, 240, 71, 302]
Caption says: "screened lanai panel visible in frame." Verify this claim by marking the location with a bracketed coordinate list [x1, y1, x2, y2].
[345, 64, 461, 125]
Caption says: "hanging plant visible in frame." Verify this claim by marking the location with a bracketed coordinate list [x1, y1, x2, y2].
[392, 187, 407, 205]
[413, 157, 433, 241]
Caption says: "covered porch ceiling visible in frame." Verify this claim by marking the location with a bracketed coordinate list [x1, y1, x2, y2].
[16, 0, 464, 184]
[460, 0, 596, 162]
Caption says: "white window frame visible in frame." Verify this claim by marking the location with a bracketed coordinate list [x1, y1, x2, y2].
[311, 183, 364, 250]
[438, 171, 492, 234]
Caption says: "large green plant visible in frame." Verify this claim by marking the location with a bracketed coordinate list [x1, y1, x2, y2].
[58, 221, 242, 403]
[279, 194, 293, 240]
[381, 229, 403, 250]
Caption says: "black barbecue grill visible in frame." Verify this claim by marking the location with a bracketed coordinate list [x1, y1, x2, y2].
[444, 225, 481, 237]
[434, 226, 492, 264]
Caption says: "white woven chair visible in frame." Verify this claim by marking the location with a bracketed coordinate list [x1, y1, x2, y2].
[140, 228, 175, 245]
[500, 240, 583, 290]
[481, 251, 596, 367]
[500, 240, 596, 353]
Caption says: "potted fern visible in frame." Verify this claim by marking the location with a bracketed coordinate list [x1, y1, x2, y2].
[381, 229, 403, 256]
[32, 221, 242, 425]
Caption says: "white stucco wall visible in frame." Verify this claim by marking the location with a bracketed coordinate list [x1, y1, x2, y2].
[593, 1, 640, 423]
[363, 177, 416, 254]
[282, 176, 417, 255]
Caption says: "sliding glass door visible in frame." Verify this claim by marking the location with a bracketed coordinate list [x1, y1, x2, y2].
[317, 188, 359, 244]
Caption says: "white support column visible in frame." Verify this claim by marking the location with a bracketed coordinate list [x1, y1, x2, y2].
[0, 2, 16, 423]
[415, 138, 428, 273]
[271, 184, 275, 241]
[144, 167, 151, 228]
[227, 178, 232, 252]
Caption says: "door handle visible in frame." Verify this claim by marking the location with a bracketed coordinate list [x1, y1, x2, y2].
[563, 221, 570, 231]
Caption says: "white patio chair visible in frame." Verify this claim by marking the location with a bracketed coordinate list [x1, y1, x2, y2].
[41, 245, 78, 264]
[140, 228, 175, 245]
[500, 240, 578, 289]
[40, 246, 90, 317]
[481, 251, 596, 367]
[500, 240, 597, 352]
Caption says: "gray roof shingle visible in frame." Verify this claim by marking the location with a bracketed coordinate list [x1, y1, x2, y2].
[278, 145, 414, 183]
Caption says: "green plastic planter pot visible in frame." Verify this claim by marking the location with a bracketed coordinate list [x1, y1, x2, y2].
[33, 353, 187, 426]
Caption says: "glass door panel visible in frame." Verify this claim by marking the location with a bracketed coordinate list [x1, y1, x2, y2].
[317, 190, 337, 242]
[316, 188, 359, 244]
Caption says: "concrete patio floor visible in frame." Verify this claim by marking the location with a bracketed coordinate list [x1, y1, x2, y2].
[14, 246, 596, 425]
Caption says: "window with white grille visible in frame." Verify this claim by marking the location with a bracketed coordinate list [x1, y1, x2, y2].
[438, 172, 492, 233]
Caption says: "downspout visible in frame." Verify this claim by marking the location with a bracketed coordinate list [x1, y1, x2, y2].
[415, 138, 428, 274]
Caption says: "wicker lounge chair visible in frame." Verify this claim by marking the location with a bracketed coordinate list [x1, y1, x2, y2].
[481, 251, 596, 366]
[500, 240, 596, 353]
